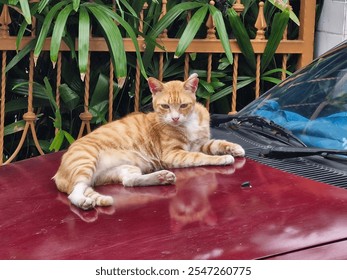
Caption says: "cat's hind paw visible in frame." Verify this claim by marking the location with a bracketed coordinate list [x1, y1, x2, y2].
[68, 195, 96, 210]
[95, 195, 114, 207]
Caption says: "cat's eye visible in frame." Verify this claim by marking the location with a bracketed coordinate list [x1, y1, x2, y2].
[180, 103, 189, 109]
[160, 104, 170, 109]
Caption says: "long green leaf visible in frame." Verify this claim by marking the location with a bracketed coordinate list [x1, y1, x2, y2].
[19, 0, 31, 24]
[63, 131, 75, 145]
[43, 77, 57, 111]
[90, 73, 109, 107]
[200, 79, 214, 93]
[4, 120, 26, 136]
[86, 4, 127, 86]
[261, 9, 290, 72]
[90, 100, 109, 124]
[50, 3, 74, 65]
[227, 7, 256, 70]
[210, 78, 255, 103]
[143, 2, 204, 68]
[4, 113, 42, 136]
[16, 2, 39, 51]
[63, 34, 77, 60]
[193, 69, 227, 79]
[267, 0, 300, 26]
[16, 20, 28, 52]
[10, 80, 49, 100]
[174, 5, 208, 59]
[85, 3, 147, 79]
[38, 0, 51, 13]
[115, 0, 125, 18]
[262, 68, 292, 76]
[73, 0, 80, 12]
[34, 1, 68, 61]
[261, 76, 282, 85]
[150, 2, 204, 39]
[53, 108, 62, 130]
[6, 38, 36, 72]
[5, 98, 48, 113]
[78, 6, 90, 80]
[209, 5, 233, 65]
[49, 130, 64, 151]
[242, 0, 257, 16]
[118, 0, 138, 18]
[59, 84, 80, 111]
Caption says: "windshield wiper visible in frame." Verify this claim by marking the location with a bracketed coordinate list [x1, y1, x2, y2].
[223, 116, 307, 147]
[261, 146, 347, 159]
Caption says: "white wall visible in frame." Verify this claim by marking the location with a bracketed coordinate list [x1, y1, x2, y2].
[315, 0, 347, 57]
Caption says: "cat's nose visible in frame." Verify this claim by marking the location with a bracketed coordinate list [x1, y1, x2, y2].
[172, 117, 180, 122]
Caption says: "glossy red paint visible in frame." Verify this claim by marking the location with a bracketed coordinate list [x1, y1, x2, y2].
[1, 152, 347, 260]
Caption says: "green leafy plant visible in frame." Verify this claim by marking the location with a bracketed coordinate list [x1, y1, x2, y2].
[1, 0, 311, 161]
[42, 77, 75, 152]
[13, 0, 148, 85]
[143, 1, 234, 69]
[227, 7, 256, 71]
[260, 6, 290, 72]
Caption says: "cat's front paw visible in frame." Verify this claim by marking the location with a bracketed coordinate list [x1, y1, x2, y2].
[207, 140, 245, 157]
[219, 155, 235, 165]
[225, 143, 245, 157]
[157, 170, 176, 185]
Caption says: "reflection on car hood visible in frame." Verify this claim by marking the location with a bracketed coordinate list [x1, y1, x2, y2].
[1, 152, 347, 260]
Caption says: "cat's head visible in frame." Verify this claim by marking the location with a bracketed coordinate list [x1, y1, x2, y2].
[148, 73, 199, 125]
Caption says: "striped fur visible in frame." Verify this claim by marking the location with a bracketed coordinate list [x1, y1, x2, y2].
[53, 73, 245, 210]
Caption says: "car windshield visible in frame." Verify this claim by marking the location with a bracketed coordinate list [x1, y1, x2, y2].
[237, 42, 347, 151]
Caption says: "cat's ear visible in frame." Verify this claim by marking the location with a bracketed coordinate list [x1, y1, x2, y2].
[184, 73, 199, 94]
[148, 77, 164, 96]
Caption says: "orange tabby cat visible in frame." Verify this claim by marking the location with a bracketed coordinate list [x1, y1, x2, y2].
[53, 73, 245, 210]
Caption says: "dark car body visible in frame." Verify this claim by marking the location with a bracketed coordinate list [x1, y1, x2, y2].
[1, 42, 347, 260]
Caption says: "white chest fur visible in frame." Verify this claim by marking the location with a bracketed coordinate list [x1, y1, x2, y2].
[184, 112, 210, 151]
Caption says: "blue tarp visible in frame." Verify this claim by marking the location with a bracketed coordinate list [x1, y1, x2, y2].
[255, 100, 347, 150]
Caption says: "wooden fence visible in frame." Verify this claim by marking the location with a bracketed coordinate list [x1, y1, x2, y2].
[0, 0, 317, 164]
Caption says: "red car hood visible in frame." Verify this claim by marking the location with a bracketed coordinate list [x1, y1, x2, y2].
[1, 152, 347, 260]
